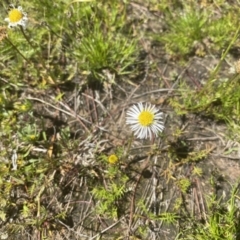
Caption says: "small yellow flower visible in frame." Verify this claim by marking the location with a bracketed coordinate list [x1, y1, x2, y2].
[5, 5, 28, 28]
[108, 154, 118, 164]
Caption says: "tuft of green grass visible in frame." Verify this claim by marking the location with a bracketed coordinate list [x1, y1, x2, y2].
[72, 1, 138, 81]
[178, 184, 240, 240]
[169, 72, 240, 140]
[74, 21, 137, 78]
[154, 2, 240, 59]
[159, 8, 207, 57]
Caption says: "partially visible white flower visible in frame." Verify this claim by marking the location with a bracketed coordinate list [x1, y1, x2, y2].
[126, 102, 164, 139]
[5, 5, 28, 28]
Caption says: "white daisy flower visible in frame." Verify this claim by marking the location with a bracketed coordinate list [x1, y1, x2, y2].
[126, 102, 164, 139]
[5, 5, 28, 28]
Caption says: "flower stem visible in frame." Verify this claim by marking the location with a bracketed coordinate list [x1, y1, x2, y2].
[20, 26, 35, 49]
[20, 26, 47, 69]
[5, 37, 31, 64]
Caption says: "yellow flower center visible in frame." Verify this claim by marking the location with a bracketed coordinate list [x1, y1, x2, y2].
[108, 155, 118, 164]
[9, 9, 23, 23]
[138, 111, 154, 126]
